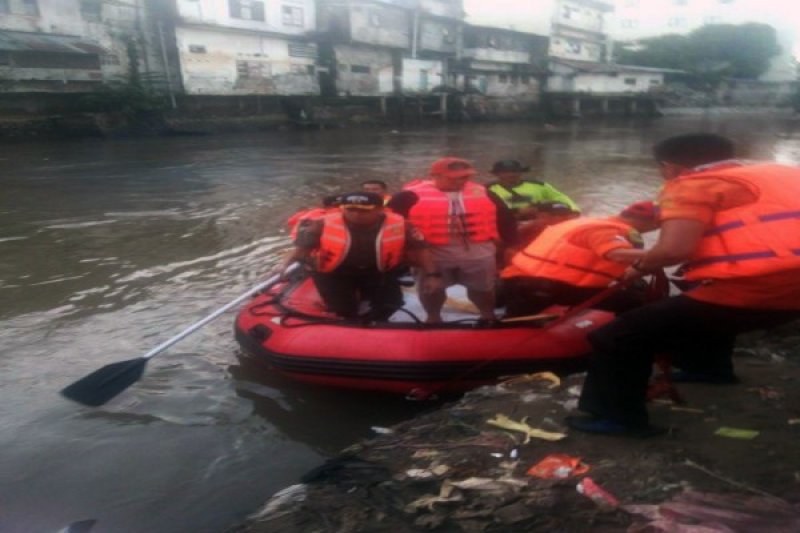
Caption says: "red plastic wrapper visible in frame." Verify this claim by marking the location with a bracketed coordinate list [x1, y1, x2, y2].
[526, 454, 590, 479]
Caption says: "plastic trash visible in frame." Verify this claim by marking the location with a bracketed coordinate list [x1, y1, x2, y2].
[527, 454, 590, 479]
[576, 477, 619, 509]
[486, 414, 566, 442]
[714, 427, 759, 439]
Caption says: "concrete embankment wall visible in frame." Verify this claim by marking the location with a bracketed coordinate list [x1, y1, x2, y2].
[0, 92, 542, 140]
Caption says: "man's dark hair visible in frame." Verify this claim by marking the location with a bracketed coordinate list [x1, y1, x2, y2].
[652, 133, 735, 168]
[361, 179, 388, 190]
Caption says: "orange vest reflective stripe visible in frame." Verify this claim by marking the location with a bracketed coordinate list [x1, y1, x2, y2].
[288, 207, 332, 240]
[507, 217, 635, 288]
[316, 211, 406, 273]
[406, 180, 498, 245]
[665, 163, 800, 280]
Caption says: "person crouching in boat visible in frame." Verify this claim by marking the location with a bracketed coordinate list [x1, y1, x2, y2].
[500, 201, 660, 318]
[388, 158, 519, 324]
[517, 201, 580, 244]
[280, 191, 440, 321]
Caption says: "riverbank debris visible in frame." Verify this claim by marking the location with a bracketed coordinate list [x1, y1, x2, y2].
[527, 454, 590, 479]
[486, 414, 566, 442]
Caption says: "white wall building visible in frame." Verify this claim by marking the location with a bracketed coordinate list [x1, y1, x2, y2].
[548, 59, 672, 93]
[174, 0, 319, 95]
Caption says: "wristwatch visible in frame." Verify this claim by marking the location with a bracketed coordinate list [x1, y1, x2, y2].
[424, 271, 443, 278]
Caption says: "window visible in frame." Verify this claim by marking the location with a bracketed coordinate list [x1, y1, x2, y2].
[81, 0, 101, 21]
[188, 45, 207, 54]
[290, 64, 306, 74]
[20, 0, 39, 16]
[650, 79, 661, 85]
[0, 51, 10, 65]
[101, 54, 120, 65]
[369, 12, 381, 27]
[288, 42, 317, 59]
[566, 40, 582, 54]
[511, 75, 519, 85]
[351, 65, 371, 74]
[229, 0, 265, 22]
[0, 0, 9, 14]
[442, 28, 455, 44]
[521, 75, 530, 84]
[624, 77, 637, 86]
[237, 60, 270, 78]
[498, 74, 508, 83]
[282, 5, 303, 27]
[621, 19, 638, 29]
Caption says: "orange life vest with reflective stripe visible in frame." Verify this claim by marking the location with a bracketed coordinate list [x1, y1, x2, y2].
[316, 211, 406, 273]
[665, 163, 800, 281]
[288, 207, 333, 240]
[406, 181, 498, 245]
[507, 217, 635, 288]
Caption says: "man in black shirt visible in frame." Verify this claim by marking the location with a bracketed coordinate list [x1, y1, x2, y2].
[282, 192, 438, 321]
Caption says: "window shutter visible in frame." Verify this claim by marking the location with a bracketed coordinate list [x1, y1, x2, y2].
[252, 1, 265, 21]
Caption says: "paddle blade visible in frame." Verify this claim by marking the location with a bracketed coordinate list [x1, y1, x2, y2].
[61, 358, 148, 407]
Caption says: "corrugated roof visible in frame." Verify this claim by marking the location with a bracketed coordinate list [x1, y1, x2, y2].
[552, 59, 684, 74]
[0, 30, 106, 54]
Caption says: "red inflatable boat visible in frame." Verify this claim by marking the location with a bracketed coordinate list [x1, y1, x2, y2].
[234, 273, 614, 395]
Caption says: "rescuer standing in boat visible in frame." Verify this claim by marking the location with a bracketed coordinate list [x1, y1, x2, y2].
[500, 200, 660, 318]
[281, 192, 440, 321]
[568, 133, 800, 437]
[388, 158, 518, 323]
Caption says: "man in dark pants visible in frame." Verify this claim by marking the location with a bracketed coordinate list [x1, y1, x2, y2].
[281, 192, 439, 321]
[568, 133, 800, 436]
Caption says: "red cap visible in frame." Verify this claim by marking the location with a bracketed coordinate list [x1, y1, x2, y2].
[429, 157, 476, 179]
[619, 200, 657, 221]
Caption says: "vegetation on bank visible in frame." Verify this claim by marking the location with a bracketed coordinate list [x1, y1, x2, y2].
[616, 23, 783, 89]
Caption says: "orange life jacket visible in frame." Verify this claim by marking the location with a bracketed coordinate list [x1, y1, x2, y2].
[288, 207, 332, 240]
[665, 163, 800, 281]
[506, 217, 635, 288]
[316, 211, 406, 273]
[406, 180, 498, 245]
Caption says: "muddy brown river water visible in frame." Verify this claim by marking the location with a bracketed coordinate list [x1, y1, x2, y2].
[1, 112, 798, 532]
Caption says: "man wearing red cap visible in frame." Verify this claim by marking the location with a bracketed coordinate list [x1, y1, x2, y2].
[388, 158, 518, 323]
[569, 133, 800, 437]
[500, 201, 660, 317]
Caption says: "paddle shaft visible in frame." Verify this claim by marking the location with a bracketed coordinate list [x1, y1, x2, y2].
[142, 263, 299, 360]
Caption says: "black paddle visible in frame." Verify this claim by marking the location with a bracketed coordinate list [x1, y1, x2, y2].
[61, 264, 299, 407]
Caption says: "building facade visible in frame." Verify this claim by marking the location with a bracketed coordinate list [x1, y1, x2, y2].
[173, 0, 318, 95]
[549, 0, 614, 63]
[455, 24, 547, 99]
[0, 0, 167, 92]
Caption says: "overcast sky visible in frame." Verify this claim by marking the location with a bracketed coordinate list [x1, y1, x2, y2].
[463, 0, 800, 58]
